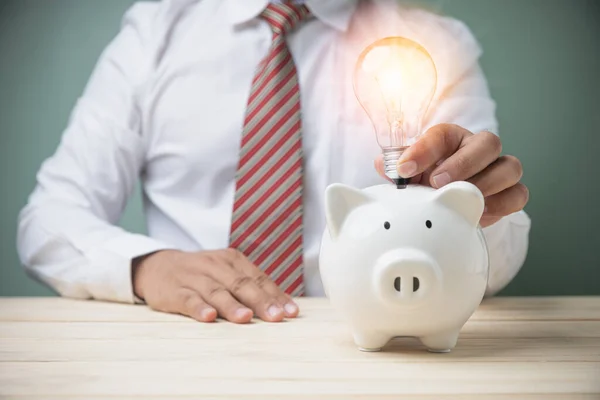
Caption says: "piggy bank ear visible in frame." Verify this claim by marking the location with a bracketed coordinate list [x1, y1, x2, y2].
[431, 181, 485, 227]
[325, 183, 373, 240]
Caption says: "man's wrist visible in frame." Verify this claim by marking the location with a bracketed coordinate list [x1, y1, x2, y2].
[131, 251, 161, 301]
[131, 250, 185, 301]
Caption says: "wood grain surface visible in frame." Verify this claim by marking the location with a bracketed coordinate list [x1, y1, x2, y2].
[0, 296, 599, 399]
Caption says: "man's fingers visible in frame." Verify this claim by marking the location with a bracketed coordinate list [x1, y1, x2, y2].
[176, 288, 217, 322]
[468, 155, 523, 197]
[483, 183, 529, 217]
[480, 215, 503, 228]
[374, 155, 387, 180]
[199, 277, 254, 323]
[228, 249, 299, 317]
[208, 249, 286, 322]
[239, 263, 299, 318]
[227, 248, 299, 318]
[396, 124, 471, 179]
[428, 130, 502, 188]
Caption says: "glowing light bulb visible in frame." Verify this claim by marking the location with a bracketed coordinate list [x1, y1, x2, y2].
[353, 37, 437, 188]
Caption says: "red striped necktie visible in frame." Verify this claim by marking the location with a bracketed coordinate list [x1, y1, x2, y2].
[229, 3, 312, 296]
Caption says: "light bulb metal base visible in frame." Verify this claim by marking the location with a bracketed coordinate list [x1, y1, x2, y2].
[382, 146, 410, 189]
[392, 177, 409, 189]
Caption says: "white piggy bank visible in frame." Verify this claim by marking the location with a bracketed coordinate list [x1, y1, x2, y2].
[319, 182, 489, 353]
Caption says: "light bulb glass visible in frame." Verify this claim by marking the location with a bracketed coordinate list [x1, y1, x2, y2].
[353, 37, 437, 186]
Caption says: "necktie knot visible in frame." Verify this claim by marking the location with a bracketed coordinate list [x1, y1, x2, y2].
[261, 3, 312, 36]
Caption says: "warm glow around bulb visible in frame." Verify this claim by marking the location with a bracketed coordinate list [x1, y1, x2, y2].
[354, 37, 437, 149]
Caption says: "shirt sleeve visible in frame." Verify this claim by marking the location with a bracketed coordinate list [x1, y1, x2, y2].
[16, 3, 173, 304]
[404, 9, 533, 297]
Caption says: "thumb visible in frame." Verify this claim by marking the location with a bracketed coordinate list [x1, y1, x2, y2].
[374, 154, 423, 185]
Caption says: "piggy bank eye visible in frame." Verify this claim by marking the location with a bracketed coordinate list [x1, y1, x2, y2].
[383, 221, 391, 230]
[426, 220, 432, 229]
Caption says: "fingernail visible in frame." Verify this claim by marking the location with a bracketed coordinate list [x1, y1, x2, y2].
[484, 206, 488, 214]
[397, 160, 417, 177]
[200, 308, 216, 320]
[235, 308, 252, 319]
[432, 172, 451, 188]
[284, 302, 298, 315]
[268, 305, 283, 318]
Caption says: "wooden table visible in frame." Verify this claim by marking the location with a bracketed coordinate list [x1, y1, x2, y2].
[0, 297, 599, 399]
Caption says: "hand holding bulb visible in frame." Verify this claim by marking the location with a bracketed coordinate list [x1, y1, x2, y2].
[355, 37, 529, 227]
[375, 123, 529, 227]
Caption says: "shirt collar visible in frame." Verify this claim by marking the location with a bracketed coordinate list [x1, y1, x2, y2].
[225, 0, 359, 32]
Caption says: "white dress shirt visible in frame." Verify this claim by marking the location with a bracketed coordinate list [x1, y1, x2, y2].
[16, 0, 532, 304]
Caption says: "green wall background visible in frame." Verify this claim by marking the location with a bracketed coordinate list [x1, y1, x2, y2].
[0, 0, 598, 297]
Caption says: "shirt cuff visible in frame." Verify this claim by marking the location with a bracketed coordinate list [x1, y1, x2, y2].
[84, 233, 174, 304]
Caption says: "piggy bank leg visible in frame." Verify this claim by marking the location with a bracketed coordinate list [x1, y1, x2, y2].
[352, 331, 390, 352]
[419, 330, 460, 353]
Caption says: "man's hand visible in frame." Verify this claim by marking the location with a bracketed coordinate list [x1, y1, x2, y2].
[375, 123, 529, 227]
[132, 249, 299, 323]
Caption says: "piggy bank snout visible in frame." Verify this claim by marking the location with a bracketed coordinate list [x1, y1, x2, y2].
[373, 249, 441, 306]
